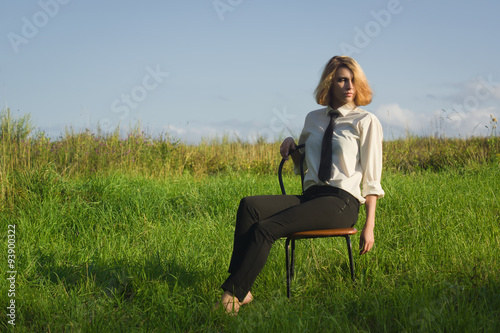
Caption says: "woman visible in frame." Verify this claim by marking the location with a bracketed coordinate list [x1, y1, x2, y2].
[218, 56, 385, 314]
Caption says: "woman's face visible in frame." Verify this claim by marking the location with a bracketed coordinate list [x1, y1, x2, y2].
[330, 66, 356, 108]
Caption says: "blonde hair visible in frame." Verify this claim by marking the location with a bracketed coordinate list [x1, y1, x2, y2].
[314, 56, 372, 107]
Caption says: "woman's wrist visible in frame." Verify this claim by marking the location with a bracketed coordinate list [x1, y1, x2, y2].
[363, 220, 374, 228]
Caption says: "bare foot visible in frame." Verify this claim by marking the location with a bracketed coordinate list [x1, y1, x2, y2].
[215, 291, 253, 315]
[219, 291, 241, 315]
[241, 291, 253, 305]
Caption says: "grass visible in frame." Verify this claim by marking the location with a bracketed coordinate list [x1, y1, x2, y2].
[1, 163, 499, 332]
[1, 125, 498, 209]
[1, 111, 499, 331]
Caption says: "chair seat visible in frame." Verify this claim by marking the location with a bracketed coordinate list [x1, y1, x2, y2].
[288, 228, 357, 240]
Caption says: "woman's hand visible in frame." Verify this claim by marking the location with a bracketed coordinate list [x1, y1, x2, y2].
[280, 137, 297, 159]
[359, 226, 374, 255]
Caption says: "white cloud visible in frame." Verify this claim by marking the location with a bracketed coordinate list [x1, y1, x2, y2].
[493, 84, 500, 100]
[373, 103, 498, 138]
[160, 118, 295, 144]
[373, 103, 427, 138]
[433, 75, 500, 137]
[430, 106, 497, 137]
[440, 75, 500, 110]
[158, 106, 303, 143]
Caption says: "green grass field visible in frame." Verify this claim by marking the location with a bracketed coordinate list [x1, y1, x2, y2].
[1, 110, 499, 331]
[1, 162, 499, 332]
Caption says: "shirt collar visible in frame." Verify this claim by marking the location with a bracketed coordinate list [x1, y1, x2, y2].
[326, 102, 356, 117]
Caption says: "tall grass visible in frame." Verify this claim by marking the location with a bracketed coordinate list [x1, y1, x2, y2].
[1, 111, 499, 209]
[383, 135, 498, 171]
[1, 111, 499, 331]
[1, 165, 499, 331]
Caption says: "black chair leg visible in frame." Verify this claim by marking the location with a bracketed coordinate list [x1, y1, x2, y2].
[285, 238, 292, 299]
[285, 238, 298, 299]
[345, 235, 355, 281]
[287, 235, 355, 299]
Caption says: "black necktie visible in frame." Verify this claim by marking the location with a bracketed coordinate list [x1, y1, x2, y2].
[318, 111, 339, 182]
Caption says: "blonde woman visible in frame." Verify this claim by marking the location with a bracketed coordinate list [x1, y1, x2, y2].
[218, 56, 385, 314]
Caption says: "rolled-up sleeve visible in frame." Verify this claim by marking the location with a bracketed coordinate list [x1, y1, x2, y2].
[359, 114, 385, 199]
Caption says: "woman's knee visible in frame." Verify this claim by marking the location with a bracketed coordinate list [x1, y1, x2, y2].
[239, 196, 255, 209]
[238, 196, 257, 215]
[235, 197, 263, 232]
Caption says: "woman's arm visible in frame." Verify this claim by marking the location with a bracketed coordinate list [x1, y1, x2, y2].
[358, 114, 384, 255]
[359, 194, 377, 255]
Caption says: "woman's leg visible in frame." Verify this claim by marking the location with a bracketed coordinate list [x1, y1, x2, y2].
[227, 195, 301, 274]
[222, 194, 359, 302]
[219, 195, 299, 314]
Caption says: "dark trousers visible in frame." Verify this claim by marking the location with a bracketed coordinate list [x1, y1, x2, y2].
[221, 187, 360, 302]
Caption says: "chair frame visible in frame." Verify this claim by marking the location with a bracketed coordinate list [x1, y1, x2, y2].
[278, 144, 357, 299]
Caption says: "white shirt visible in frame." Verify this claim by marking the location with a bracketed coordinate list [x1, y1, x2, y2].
[294, 102, 385, 204]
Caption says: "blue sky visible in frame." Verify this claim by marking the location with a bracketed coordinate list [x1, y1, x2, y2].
[1, 0, 499, 142]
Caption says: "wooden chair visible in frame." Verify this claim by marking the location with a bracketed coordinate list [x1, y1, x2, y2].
[278, 145, 357, 299]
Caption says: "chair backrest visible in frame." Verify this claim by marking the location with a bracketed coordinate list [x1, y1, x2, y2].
[278, 144, 305, 195]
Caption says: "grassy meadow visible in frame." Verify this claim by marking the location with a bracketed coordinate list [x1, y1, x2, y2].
[1, 110, 499, 332]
